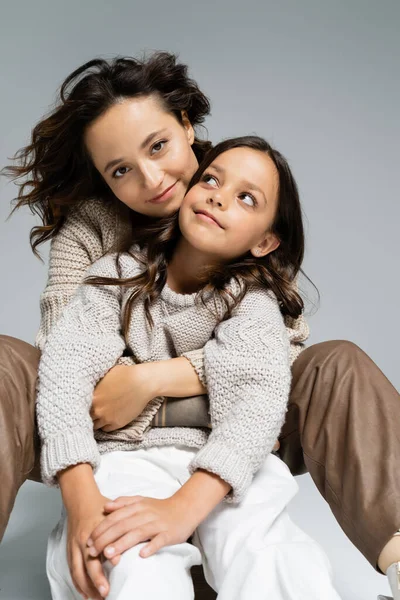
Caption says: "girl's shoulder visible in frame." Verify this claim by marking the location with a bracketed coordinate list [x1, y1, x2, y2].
[229, 281, 281, 321]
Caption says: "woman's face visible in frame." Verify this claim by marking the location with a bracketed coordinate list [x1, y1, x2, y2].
[84, 95, 199, 217]
[179, 147, 280, 261]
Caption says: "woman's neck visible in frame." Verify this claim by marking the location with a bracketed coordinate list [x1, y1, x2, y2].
[167, 238, 218, 295]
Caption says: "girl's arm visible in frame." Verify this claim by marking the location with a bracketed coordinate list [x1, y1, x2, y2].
[36, 253, 128, 486]
[188, 286, 291, 503]
[86, 287, 291, 561]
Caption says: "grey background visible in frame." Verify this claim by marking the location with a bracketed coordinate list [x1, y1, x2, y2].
[0, 1, 399, 598]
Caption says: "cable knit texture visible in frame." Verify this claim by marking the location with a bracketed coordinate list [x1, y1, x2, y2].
[37, 250, 292, 502]
[35, 198, 309, 361]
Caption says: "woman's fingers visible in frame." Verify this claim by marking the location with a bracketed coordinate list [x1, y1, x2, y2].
[92, 418, 103, 431]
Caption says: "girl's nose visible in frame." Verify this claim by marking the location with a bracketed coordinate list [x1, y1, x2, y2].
[206, 193, 225, 209]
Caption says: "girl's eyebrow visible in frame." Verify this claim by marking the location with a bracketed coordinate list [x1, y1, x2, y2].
[104, 129, 169, 173]
[209, 163, 268, 205]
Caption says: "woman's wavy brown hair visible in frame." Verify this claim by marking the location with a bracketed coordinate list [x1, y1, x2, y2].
[2, 52, 212, 255]
[87, 135, 310, 337]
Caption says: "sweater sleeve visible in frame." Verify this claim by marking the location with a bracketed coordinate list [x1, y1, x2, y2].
[36, 254, 127, 486]
[188, 287, 291, 503]
[35, 199, 120, 351]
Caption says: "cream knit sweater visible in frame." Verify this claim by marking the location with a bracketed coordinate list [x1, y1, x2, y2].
[37, 251, 293, 502]
[36, 198, 309, 359]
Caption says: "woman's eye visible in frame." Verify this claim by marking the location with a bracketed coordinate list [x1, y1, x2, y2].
[240, 193, 257, 207]
[202, 174, 218, 186]
[112, 166, 130, 179]
[151, 140, 167, 155]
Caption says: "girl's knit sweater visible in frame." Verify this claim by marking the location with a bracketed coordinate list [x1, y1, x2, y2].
[38, 248, 293, 503]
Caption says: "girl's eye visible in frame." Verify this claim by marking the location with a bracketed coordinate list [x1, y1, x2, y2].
[112, 166, 130, 179]
[202, 173, 218, 187]
[151, 140, 167, 155]
[240, 193, 257, 207]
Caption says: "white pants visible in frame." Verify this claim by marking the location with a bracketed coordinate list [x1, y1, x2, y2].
[47, 446, 341, 600]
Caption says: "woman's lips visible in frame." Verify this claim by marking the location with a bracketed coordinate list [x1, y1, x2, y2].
[147, 181, 178, 204]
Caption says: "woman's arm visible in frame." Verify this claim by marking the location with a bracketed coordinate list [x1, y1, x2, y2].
[35, 199, 121, 350]
[36, 253, 129, 486]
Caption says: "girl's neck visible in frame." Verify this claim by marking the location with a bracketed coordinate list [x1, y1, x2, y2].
[167, 238, 219, 295]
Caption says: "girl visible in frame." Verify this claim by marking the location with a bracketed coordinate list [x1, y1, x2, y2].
[2, 53, 400, 599]
[37, 135, 341, 600]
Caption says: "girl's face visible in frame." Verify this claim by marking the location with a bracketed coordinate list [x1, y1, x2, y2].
[179, 147, 280, 262]
[84, 95, 199, 217]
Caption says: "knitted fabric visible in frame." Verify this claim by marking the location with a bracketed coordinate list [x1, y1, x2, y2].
[37, 252, 292, 502]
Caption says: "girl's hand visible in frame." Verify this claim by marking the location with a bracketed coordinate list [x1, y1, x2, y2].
[91, 364, 159, 432]
[86, 495, 199, 561]
[66, 493, 120, 599]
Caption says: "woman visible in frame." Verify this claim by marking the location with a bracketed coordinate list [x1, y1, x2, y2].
[1, 51, 400, 597]
[38, 135, 341, 599]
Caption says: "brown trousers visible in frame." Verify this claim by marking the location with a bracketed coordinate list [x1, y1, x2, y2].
[0, 335, 399, 574]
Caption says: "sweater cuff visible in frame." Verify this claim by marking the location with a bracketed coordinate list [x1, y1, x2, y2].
[188, 439, 253, 503]
[181, 348, 207, 387]
[41, 428, 100, 487]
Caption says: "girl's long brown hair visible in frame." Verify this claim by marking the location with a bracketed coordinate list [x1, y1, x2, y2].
[2, 52, 212, 255]
[87, 136, 310, 337]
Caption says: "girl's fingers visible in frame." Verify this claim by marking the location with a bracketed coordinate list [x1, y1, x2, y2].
[109, 554, 121, 567]
[90, 515, 155, 557]
[102, 521, 159, 559]
[140, 532, 169, 558]
[84, 554, 110, 599]
[71, 549, 102, 600]
[105, 495, 144, 510]
[88, 502, 144, 548]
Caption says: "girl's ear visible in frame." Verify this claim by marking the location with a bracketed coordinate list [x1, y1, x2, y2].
[250, 233, 280, 258]
[181, 111, 195, 145]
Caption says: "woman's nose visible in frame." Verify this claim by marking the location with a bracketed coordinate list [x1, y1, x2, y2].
[140, 162, 164, 190]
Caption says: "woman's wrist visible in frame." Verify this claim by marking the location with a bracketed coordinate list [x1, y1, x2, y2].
[143, 357, 206, 398]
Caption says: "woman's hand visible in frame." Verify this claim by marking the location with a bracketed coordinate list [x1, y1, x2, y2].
[91, 364, 159, 432]
[86, 494, 199, 561]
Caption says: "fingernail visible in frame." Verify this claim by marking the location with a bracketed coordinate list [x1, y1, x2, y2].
[99, 585, 107, 596]
[105, 546, 115, 557]
[87, 538, 93, 547]
[88, 547, 98, 557]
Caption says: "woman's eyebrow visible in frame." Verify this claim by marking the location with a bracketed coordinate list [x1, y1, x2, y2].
[140, 128, 168, 150]
[104, 129, 169, 173]
[104, 157, 125, 173]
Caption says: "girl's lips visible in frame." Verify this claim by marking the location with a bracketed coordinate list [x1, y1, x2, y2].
[147, 181, 178, 204]
[194, 210, 224, 228]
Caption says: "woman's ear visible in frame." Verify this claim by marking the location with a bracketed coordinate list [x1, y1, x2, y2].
[181, 111, 195, 145]
[250, 233, 280, 258]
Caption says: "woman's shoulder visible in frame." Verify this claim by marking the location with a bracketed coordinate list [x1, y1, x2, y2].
[86, 247, 143, 280]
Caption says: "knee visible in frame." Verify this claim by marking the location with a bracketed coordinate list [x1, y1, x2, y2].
[300, 339, 365, 372]
[0, 335, 40, 377]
